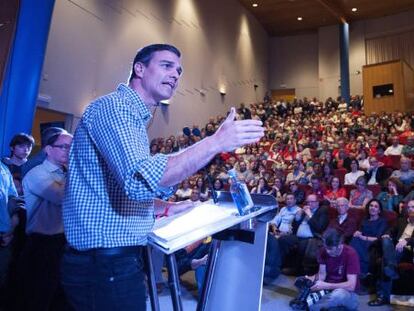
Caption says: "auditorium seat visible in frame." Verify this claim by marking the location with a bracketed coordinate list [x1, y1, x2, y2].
[333, 168, 347, 185]
[389, 155, 401, 170]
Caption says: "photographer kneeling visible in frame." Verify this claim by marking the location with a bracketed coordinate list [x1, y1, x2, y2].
[291, 228, 360, 311]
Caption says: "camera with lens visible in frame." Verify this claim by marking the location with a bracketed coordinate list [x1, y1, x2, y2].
[289, 277, 330, 310]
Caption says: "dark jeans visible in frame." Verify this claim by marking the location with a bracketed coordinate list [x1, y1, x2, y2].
[61, 246, 146, 311]
[264, 234, 281, 280]
[18, 233, 68, 311]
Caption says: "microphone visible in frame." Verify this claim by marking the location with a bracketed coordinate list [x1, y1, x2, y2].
[206, 173, 218, 204]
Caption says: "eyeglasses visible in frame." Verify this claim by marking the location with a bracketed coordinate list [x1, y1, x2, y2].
[51, 144, 71, 151]
[306, 200, 318, 203]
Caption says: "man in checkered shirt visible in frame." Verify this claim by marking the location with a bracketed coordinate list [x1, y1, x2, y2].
[61, 44, 265, 310]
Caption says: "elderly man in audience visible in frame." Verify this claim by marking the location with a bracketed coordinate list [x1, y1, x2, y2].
[327, 197, 358, 243]
[365, 156, 390, 186]
[391, 157, 414, 188]
[21, 130, 73, 310]
[402, 135, 414, 157]
[278, 194, 329, 275]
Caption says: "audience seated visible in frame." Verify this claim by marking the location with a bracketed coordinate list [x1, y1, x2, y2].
[5, 96, 414, 307]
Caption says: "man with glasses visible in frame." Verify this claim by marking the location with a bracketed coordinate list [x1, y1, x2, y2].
[21, 130, 72, 310]
[366, 156, 390, 186]
[279, 194, 329, 275]
[368, 200, 414, 306]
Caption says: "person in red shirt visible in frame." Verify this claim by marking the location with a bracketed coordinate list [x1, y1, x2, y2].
[307, 229, 360, 311]
[375, 144, 392, 168]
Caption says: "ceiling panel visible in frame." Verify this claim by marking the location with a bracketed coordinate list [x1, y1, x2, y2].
[239, 0, 414, 36]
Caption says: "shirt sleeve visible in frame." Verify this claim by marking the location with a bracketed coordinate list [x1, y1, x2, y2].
[23, 169, 65, 205]
[88, 99, 169, 201]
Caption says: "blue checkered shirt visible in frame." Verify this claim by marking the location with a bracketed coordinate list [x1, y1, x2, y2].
[63, 84, 170, 250]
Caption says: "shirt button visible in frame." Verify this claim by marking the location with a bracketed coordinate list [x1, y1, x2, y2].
[109, 277, 114, 282]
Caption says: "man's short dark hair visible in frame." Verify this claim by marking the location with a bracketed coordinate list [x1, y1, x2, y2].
[323, 228, 344, 247]
[41, 127, 67, 148]
[129, 44, 181, 82]
[10, 133, 35, 147]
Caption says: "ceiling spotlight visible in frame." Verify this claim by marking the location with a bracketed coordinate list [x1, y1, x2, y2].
[297, 17, 303, 21]
[352, 7, 357, 12]
[252, 3, 258, 7]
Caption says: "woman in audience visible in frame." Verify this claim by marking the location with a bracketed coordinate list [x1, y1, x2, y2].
[349, 176, 373, 209]
[296, 143, 312, 163]
[195, 177, 209, 201]
[350, 199, 389, 276]
[213, 179, 224, 191]
[269, 177, 286, 204]
[321, 163, 334, 185]
[251, 177, 271, 195]
[344, 158, 365, 185]
[376, 177, 403, 212]
[321, 150, 337, 169]
[175, 179, 192, 201]
[357, 149, 370, 171]
[324, 176, 347, 204]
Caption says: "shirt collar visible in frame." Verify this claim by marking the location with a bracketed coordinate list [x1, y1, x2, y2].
[43, 159, 63, 173]
[117, 83, 152, 124]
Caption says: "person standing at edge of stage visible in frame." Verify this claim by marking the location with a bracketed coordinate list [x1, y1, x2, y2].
[61, 43, 265, 310]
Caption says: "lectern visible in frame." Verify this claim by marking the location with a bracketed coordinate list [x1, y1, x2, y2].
[146, 192, 277, 311]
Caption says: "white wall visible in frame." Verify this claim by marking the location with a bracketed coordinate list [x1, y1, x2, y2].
[269, 9, 414, 100]
[39, 0, 269, 138]
[269, 33, 319, 99]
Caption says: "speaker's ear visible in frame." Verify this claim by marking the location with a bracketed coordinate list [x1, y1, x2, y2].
[134, 62, 145, 78]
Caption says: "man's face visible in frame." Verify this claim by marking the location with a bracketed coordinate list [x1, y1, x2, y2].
[190, 189, 200, 202]
[138, 50, 182, 103]
[311, 178, 320, 189]
[369, 158, 378, 168]
[401, 159, 410, 171]
[11, 143, 32, 160]
[46, 134, 72, 166]
[325, 244, 343, 257]
[336, 200, 349, 216]
[286, 195, 295, 207]
[239, 162, 247, 172]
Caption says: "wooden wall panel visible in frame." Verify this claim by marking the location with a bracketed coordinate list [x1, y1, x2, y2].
[271, 88, 295, 102]
[402, 61, 414, 112]
[362, 60, 412, 114]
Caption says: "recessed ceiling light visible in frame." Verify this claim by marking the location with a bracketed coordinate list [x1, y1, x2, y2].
[352, 7, 357, 12]
[252, 3, 258, 7]
[297, 17, 303, 21]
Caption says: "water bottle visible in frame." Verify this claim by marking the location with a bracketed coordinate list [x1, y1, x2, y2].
[227, 169, 254, 215]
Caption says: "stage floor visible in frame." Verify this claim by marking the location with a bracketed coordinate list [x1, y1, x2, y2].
[149, 271, 412, 310]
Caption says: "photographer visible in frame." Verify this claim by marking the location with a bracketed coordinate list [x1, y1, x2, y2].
[292, 229, 360, 311]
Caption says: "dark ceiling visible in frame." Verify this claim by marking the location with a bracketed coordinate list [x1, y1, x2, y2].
[239, 0, 414, 36]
